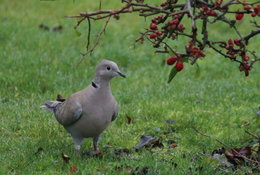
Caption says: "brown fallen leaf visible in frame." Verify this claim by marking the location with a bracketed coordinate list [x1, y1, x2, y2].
[61, 152, 70, 163]
[126, 115, 132, 124]
[134, 135, 163, 149]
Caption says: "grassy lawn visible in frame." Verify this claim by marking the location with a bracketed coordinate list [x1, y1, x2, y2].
[0, 0, 259, 174]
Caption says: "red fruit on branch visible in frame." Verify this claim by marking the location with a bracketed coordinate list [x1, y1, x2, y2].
[151, 19, 157, 23]
[251, 12, 256, 17]
[160, 2, 167, 7]
[175, 61, 184, 72]
[156, 15, 163, 20]
[242, 55, 249, 61]
[172, 19, 179, 24]
[168, 20, 174, 25]
[253, 5, 260, 16]
[206, 11, 217, 16]
[228, 39, 233, 46]
[150, 23, 158, 30]
[177, 24, 185, 31]
[167, 56, 177, 65]
[243, 5, 251, 10]
[149, 33, 157, 39]
[234, 39, 241, 46]
[235, 13, 244, 20]
[201, 6, 209, 13]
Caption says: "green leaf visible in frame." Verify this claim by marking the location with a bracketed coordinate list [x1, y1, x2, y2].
[195, 63, 201, 78]
[168, 67, 178, 83]
[74, 29, 81, 37]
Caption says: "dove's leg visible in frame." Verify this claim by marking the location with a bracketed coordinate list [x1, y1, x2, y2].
[73, 137, 83, 153]
[93, 136, 99, 152]
[87, 136, 100, 156]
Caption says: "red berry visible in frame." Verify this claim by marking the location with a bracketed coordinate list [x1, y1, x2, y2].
[156, 15, 163, 20]
[234, 39, 241, 46]
[160, 2, 167, 7]
[151, 19, 157, 23]
[156, 31, 163, 36]
[251, 12, 256, 17]
[228, 39, 233, 45]
[166, 56, 177, 65]
[242, 55, 249, 61]
[206, 11, 217, 16]
[150, 23, 158, 30]
[149, 33, 157, 39]
[225, 45, 233, 50]
[236, 13, 244, 20]
[177, 24, 185, 31]
[201, 6, 209, 12]
[172, 19, 179, 24]
[168, 20, 174, 25]
[239, 64, 244, 72]
[175, 61, 184, 71]
[243, 5, 251, 10]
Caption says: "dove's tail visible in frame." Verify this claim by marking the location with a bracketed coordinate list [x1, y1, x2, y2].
[40, 101, 63, 114]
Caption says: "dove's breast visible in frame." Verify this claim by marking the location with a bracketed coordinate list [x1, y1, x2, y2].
[65, 87, 116, 139]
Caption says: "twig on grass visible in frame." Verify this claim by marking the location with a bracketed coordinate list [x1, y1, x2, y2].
[192, 126, 260, 165]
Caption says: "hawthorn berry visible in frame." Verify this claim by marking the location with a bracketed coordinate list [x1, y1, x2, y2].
[166, 56, 177, 65]
[172, 19, 179, 24]
[251, 12, 256, 17]
[236, 13, 244, 20]
[243, 5, 251, 10]
[151, 19, 157, 23]
[150, 23, 158, 30]
[160, 2, 167, 7]
[242, 55, 249, 61]
[175, 61, 184, 72]
[168, 20, 175, 25]
[234, 39, 241, 46]
[206, 11, 217, 16]
[149, 33, 157, 39]
[177, 24, 185, 31]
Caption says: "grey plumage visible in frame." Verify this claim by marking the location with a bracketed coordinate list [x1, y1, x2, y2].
[40, 59, 125, 154]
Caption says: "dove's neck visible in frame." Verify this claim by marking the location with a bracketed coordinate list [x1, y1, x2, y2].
[92, 76, 111, 93]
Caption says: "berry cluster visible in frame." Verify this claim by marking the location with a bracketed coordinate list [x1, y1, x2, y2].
[166, 55, 184, 72]
[73, 0, 260, 81]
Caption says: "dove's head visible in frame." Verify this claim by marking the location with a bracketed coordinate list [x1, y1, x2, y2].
[92, 59, 125, 88]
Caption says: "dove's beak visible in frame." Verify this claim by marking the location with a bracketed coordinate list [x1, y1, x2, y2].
[117, 71, 126, 78]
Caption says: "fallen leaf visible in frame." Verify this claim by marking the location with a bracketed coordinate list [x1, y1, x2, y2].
[35, 147, 44, 155]
[134, 136, 163, 149]
[61, 152, 70, 163]
[224, 146, 252, 165]
[134, 136, 155, 149]
[69, 166, 78, 173]
[126, 115, 132, 124]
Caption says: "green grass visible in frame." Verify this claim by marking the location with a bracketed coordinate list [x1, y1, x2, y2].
[0, 0, 260, 174]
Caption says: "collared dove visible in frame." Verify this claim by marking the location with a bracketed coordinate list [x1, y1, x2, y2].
[40, 59, 125, 155]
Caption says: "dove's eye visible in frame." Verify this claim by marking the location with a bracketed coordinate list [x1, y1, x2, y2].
[107, 66, 111, 71]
